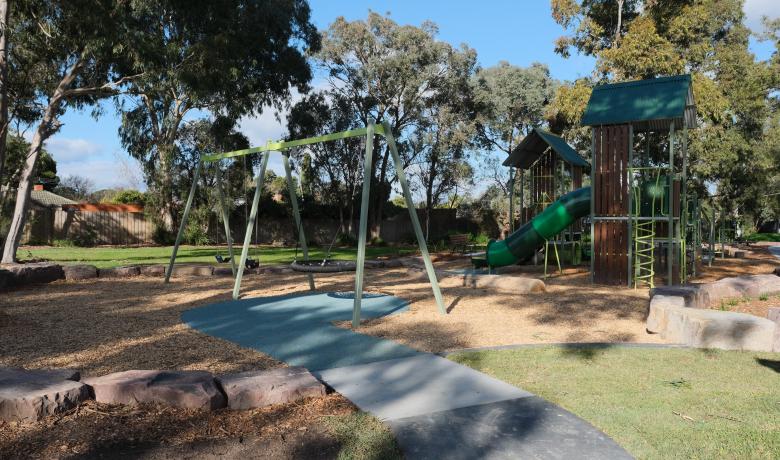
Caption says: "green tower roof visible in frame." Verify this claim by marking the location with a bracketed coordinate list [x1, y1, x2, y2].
[581, 74, 696, 130]
[503, 128, 589, 169]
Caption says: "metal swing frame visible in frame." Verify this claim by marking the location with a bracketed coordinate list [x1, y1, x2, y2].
[165, 120, 447, 328]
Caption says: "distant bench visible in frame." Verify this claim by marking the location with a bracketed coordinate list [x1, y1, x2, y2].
[449, 233, 476, 254]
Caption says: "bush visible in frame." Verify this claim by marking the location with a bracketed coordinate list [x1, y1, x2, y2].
[112, 189, 148, 205]
[183, 206, 211, 246]
[370, 236, 387, 247]
[152, 225, 175, 245]
[471, 232, 491, 245]
[338, 232, 358, 246]
[52, 239, 75, 247]
[745, 233, 780, 242]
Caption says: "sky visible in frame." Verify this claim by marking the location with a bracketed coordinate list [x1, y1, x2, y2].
[43, 0, 780, 191]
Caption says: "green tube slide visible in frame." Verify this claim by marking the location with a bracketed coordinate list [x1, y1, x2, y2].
[485, 187, 591, 268]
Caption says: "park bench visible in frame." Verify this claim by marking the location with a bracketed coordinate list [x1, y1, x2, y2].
[449, 233, 475, 254]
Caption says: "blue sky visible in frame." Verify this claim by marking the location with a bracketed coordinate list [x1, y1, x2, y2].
[45, 0, 779, 190]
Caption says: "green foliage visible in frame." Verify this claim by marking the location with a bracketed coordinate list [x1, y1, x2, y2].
[369, 237, 387, 247]
[117, 1, 319, 230]
[183, 207, 212, 246]
[745, 233, 780, 242]
[111, 190, 147, 205]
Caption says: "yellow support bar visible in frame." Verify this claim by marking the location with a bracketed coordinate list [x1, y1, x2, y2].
[201, 124, 386, 162]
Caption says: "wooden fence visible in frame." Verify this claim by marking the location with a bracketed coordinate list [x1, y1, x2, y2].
[24, 207, 154, 246]
[24, 206, 476, 247]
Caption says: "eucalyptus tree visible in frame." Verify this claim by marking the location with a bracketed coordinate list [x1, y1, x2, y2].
[472, 61, 555, 231]
[118, 0, 319, 233]
[550, 0, 777, 229]
[314, 12, 479, 237]
[2, 0, 144, 263]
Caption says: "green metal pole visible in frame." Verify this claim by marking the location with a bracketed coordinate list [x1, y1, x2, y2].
[215, 165, 237, 276]
[283, 152, 315, 291]
[668, 122, 675, 285]
[165, 160, 202, 283]
[519, 168, 525, 225]
[383, 121, 447, 315]
[627, 125, 634, 287]
[509, 166, 515, 232]
[232, 152, 270, 300]
[352, 123, 375, 328]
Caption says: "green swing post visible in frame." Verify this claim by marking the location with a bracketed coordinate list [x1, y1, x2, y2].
[232, 152, 270, 300]
[283, 152, 315, 291]
[382, 121, 447, 315]
[165, 160, 202, 283]
[352, 123, 375, 328]
[214, 165, 237, 276]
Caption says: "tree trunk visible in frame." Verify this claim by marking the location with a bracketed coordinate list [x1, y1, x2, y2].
[615, 0, 624, 43]
[2, 111, 57, 262]
[368, 138, 387, 239]
[1, 58, 82, 263]
[0, 0, 10, 186]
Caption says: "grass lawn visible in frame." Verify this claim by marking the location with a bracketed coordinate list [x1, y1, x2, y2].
[449, 346, 780, 459]
[16, 244, 417, 269]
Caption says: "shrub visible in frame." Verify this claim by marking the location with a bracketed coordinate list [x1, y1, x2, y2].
[338, 232, 358, 246]
[183, 207, 212, 246]
[370, 236, 387, 247]
[112, 189, 148, 206]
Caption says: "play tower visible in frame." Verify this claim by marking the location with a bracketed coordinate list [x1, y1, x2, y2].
[581, 74, 699, 287]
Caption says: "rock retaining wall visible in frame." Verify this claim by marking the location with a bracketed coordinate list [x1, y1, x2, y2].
[647, 274, 780, 352]
[0, 366, 326, 423]
[0, 258, 408, 290]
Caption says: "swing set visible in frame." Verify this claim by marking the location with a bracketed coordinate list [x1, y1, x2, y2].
[165, 120, 447, 328]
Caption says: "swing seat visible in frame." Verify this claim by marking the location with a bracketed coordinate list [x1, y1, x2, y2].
[290, 260, 356, 273]
[245, 258, 259, 269]
[215, 254, 232, 264]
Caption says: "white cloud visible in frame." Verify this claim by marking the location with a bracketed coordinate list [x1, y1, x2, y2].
[744, 0, 779, 32]
[44, 137, 103, 163]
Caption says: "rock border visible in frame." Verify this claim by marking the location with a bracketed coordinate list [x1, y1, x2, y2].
[646, 274, 780, 352]
[0, 257, 410, 290]
[1, 366, 326, 423]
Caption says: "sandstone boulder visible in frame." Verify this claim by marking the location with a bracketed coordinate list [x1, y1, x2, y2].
[217, 367, 326, 410]
[99, 266, 141, 278]
[381, 259, 404, 268]
[647, 301, 775, 351]
[213, 267, 235, 277]
[0, 367, 89, 422]
[83, 370, 225, 410]
[461, 274, 545, 294]
[0, 263, 64, 286]
[140, 265, 166, 277]
[649, 285, 707, 309]
[169, 265, 214, 277]
[63, 264, 98, 281]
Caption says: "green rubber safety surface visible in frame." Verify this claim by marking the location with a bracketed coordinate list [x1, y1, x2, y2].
[182, 292, 420, 371]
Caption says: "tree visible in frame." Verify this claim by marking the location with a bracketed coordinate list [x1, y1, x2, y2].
[287, 91, 364, 233]
[550, 0, 777, 230]
[55, 175, 95, 201]
[0, 0, 10, 188]
[472, 62, 555, 233]
[118, 0, 319, 235]
[2, 0, 143, 263]
[0, 134, 57, 241]
[314, 12, 478, 237]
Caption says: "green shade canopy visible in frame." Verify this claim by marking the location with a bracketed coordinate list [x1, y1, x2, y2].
[503, 128, 589, 169]
[581, 74, 696, 130]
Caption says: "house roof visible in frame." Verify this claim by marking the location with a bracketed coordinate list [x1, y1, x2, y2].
[581, 74, 696, 130]
[503, 128, 589, 169]
[30, 189, 77, 207]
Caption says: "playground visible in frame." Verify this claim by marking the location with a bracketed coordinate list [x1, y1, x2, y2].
[2, 2, 780, 455]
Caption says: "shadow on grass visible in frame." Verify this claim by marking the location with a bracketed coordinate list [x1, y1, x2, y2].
[558, 343, 615, 361]
[755, 358, 780, 373]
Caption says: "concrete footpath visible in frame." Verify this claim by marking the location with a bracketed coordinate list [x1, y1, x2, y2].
[183, 292, 632, 459]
